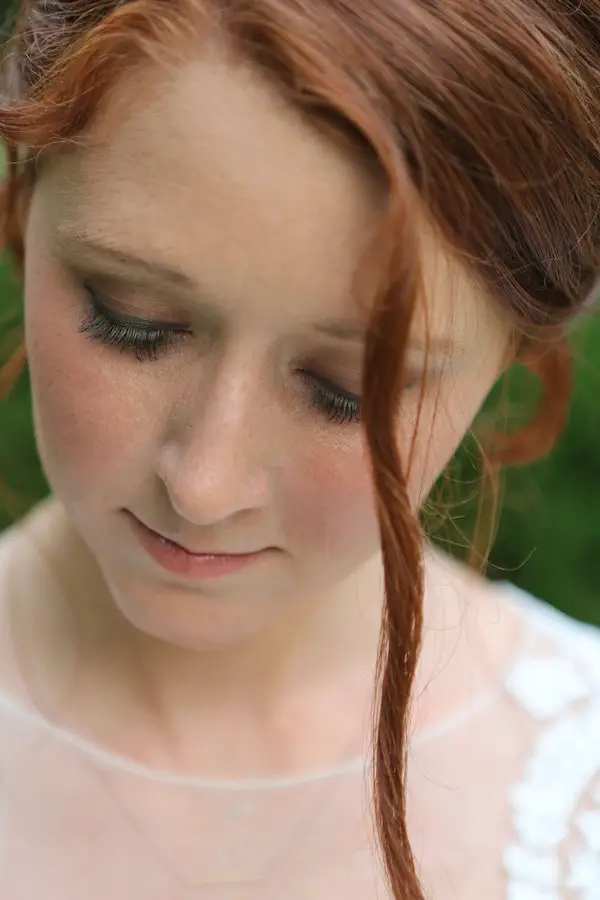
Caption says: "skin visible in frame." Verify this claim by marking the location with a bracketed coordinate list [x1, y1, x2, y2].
[12, 39, 514, 774]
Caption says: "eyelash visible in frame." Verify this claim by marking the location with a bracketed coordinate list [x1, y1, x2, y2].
[78, 288, 362, 426]
[78, 288, 188, 362]
[306, 376, 361, 425]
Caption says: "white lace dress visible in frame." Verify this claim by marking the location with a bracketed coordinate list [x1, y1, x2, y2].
[502, 590, 600, 900]
[0, 514, 598, 899]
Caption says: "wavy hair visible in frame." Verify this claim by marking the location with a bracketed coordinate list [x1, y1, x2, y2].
[0, 2, 599, 897]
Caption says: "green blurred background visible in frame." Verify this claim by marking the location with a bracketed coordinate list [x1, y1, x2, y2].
[1, 0, 600, 627]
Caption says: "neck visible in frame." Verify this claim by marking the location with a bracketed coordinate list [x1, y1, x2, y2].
[10, 497, 518, 776]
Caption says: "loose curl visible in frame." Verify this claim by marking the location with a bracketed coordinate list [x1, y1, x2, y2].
[0, 2, 599, 897]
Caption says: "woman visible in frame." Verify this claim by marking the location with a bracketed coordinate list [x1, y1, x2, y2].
[0, 1, 598, 897]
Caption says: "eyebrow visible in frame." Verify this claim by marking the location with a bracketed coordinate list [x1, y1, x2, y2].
[315, 319, 454, 353]
[314, 320, 366, 341]
[54, 231, 455, 353]
[54, 231, 196, 290]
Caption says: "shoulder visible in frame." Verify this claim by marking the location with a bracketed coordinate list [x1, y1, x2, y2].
[426, 543, 600, 688]
[500, 582, 600, 714]
[492, 585, 600, 898]
[429, 550, 600, 897]
[428, 545, 600, 716]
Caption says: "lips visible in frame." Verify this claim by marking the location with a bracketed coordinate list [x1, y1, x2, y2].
[124, 511, 272, 580]
[124, 510, 270, 564]
[147, 527, 258, 558]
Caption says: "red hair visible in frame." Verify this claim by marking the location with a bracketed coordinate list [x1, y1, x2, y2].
[1, 2, 599, 896]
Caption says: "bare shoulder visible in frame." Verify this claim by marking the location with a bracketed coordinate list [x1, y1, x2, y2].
[422, 541, 525, 667]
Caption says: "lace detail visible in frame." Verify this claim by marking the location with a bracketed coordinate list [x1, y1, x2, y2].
[502, 588, 600, 900]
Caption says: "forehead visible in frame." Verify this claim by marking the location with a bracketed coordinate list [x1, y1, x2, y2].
[35, 40, 504, 352]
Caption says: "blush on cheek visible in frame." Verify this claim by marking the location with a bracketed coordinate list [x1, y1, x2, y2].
[26, 297, 149, 507]
[280, 438, 380, 573]
[32, 367, 129, 492]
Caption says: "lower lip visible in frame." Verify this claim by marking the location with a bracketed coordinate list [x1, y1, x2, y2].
[126, 515, 268, 579]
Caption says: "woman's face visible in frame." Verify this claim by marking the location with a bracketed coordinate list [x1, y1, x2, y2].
[22, 42, 511, 647]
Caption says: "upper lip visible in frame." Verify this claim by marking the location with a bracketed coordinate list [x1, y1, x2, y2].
[127, 512, 268, 557]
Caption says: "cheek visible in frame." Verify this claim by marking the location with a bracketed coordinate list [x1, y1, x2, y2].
[406, 369, 501, 507]
[279, 435, 380, 566]
[276, 378, 490, 571]
[408, 412, 466, 508]
[24, 281, 153, 506]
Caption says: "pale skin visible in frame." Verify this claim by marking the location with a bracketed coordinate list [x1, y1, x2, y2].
[4, 38, 517, 777]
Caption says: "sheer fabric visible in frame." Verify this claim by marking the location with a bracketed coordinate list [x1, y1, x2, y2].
[0, 512, 598, 899]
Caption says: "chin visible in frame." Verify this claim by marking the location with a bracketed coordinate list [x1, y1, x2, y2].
[104, 571, 294, 650]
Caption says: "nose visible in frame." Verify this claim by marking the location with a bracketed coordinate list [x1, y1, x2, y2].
[156, 367, 273, 528]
